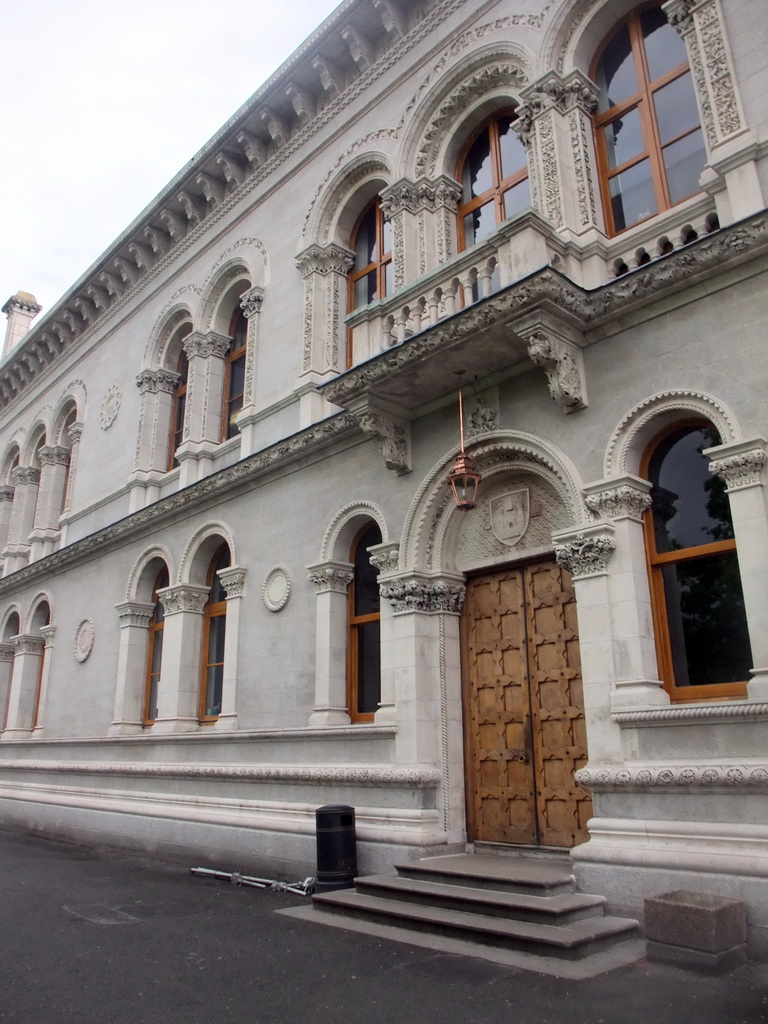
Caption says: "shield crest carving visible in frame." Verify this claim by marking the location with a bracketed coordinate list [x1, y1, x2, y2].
[489, 489, 530, 546]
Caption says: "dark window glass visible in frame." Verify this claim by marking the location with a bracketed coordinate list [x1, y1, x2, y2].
[609, 159, 657, 230]
[595, 24, 638, 111]
[642, 6, 688, 79]
[356, 620, 381, 714]
[349, 523, 382, 720]
[462, 128, 493, 200]
[664, 128, 707, 205]
[498, 115, 527, 177]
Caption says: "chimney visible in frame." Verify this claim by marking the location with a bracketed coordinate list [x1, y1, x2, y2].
[2, 291, 42, 358]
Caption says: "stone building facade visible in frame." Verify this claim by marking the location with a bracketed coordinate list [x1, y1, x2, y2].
[1, 0, 768, 954]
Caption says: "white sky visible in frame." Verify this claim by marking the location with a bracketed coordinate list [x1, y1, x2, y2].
[0, 0, 343, 314]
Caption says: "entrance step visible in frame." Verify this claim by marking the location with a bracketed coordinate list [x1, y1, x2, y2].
[309, 852, 640, 973]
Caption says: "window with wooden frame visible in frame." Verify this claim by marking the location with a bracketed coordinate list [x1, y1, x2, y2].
[31, 604, 50, 731]
[592, 4, 706, 235]
[349, 199, 392, 311]
[642, 421, 752, 701]
[347, 522, 382, 722]
[222, 308, 247, 441]
[58, 409, 77, 514]
[200, 544, 230, 722]
[143, 565, 169, 725]
[457, 112, 529, 250]
[168, 352, 188, 469]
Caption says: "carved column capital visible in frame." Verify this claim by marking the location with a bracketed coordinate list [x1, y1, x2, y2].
[240, 287, 264, 319]
[115, 600, 156, 629]
[0, 642, 14, 663]
[13, 633, 44, 656]
[705, 439, 768, 490]
[307, 560, 354, 595]
[67, 422, 84, 444]
[183, 331, 231, 360]
[368, 542, 400, 577]
[12, 466, 41, 486]
[218, 566, 247, 599]
[584, 475, 652, 521]
[38, 446, 71, 468]
[157, 584, 210, 615]
[40, 624, 57, 648]
[554, 525, 617, 578]
[295, 243, 354, 278]
[379, 572, 466, 614]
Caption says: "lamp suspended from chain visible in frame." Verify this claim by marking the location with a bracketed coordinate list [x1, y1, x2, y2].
[448, 371, 481, 511]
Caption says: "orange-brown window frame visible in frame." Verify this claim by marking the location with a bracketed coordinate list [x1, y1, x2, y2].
[591, 4, 701, 236]
[456, 112, 529, 252]
[143, 566, 169, 726]
[199, 544, 230, 723]
[641, 420, 748, 702]
[168, 352, 189, 470]
[347, 200, 392, 366]
[347, 523, 382, 723]
[221, 308, 247, 441]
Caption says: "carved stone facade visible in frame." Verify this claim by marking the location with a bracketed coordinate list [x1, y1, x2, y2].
[0, 0, 767, 948]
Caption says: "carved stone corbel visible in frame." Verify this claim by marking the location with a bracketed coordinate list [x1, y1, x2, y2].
[349, 398, 411, 475]
[511, 313, 587, 412]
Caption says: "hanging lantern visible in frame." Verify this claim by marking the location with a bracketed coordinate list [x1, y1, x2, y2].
[448, 371, 481, 511]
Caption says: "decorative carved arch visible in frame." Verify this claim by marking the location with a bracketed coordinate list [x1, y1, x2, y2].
[401, 430, 587, 574]
[544, 0, 643, 77]
[320, 501, 389, 564]
[197, 260, 253, 337]
[24, 592, 53, 634]
[1, 606, 21, 641]
[23, 419, 50, 465]
[605, 390, 741, 478]
[126, 545, 175, 603]
[0, 435, 23, 482]
[302, 149, 395, 248]
[404, 44, 531, 181]
[178, 521, 237, 585]
[144, 304, 195, 370]
[51, 380, 87, 444]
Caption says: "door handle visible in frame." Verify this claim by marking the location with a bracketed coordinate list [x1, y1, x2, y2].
[504, 749, 529, 763]
[517, 752, 529, 763]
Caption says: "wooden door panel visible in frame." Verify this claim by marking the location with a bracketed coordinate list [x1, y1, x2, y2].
[466, 571, 536, 844]
[464, 560, 593, 848]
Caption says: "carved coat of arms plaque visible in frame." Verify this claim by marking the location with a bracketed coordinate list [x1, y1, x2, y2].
[489, 489, 530, 546]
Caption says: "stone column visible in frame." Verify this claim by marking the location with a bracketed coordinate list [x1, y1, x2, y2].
[553, 524, 625, 762]
[130, 369, 180, 509]
[29, 446, 70, 559]
[306, 560, 354, 726]
[58, 421, 82, 547]
[3, 467, 40, 574]
[233, 289, 264, 457]
[380, 176, 462, 287]
[0, 642, 14, 731]
[664, 0, 763, 222]
[368, 542, 400, 725]
[109, 601, 155, 736]
[2, 634, 44, 738]
[0, 485, 15, 567]
[175, 332, 231, 486]
[583, 477, 668, 710]
[295, 244, 354, 427]
[214, 567, 247, 731]
[31, 625, 56, 735]
[152, 584, 209, 733]
[379, 572, 466, 841]
[516, 70, 603, 239]
[706, 438, 768, 699]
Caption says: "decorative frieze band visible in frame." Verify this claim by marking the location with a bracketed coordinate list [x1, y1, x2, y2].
[554, 526, 616, 578]
[577, 762, 768, 792]
[0, 759, 442, 787]
[380, 574, 465, 614]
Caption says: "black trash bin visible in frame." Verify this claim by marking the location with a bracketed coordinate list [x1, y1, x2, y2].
[315, 804, 357, 892]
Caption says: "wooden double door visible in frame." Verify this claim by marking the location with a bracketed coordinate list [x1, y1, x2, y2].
[462, 560, 592, 848]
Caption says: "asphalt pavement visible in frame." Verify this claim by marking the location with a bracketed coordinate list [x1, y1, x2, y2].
[1, 824, 767, 1024]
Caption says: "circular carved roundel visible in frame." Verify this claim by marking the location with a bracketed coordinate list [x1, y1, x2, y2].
[262, 566, 291, 612]
[74, 618, 95, 662]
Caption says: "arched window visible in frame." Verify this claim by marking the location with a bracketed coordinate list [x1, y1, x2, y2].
[30, 601, 50, 730]
[168, 352, 188, 469]
[347, 522, 382, 722]
[457, 112, 529, 249]
[349, 199, 392, 313]
[222, 309, 247, 441]
[200, 544, 230, 721]
[592, 4, 706, 235]
[642, 421, 751, 701]
[143, 566, 169, 725]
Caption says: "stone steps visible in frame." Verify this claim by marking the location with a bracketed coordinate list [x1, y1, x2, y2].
[311, 853, 639, 963]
